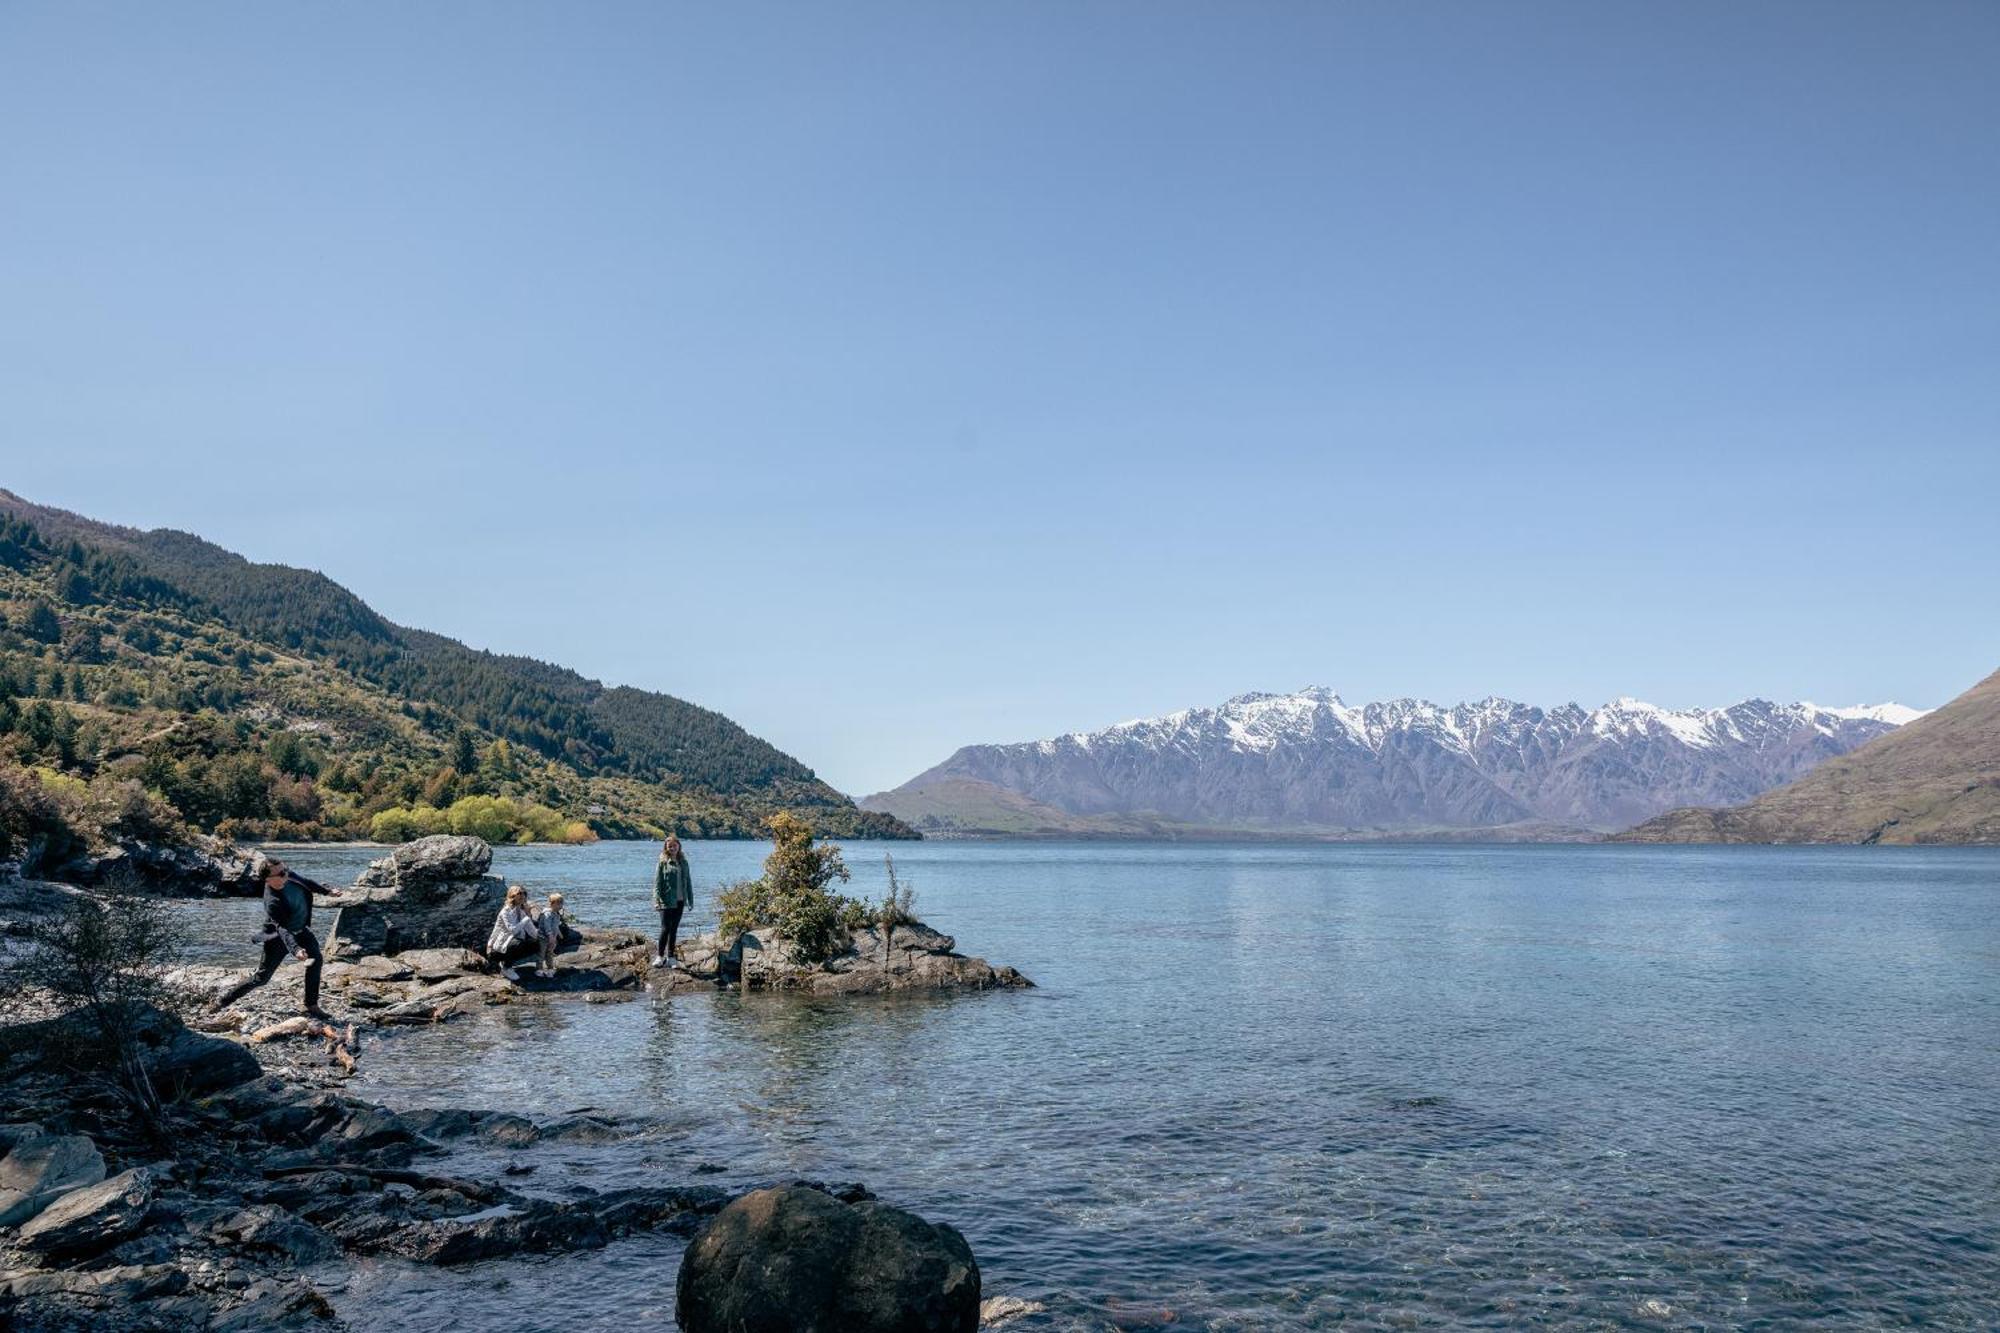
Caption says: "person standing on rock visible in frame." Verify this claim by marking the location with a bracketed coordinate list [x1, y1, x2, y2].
[653, 835, 694, 969]
[533, 891, 567, 978]
[216, 858, 340, 1017]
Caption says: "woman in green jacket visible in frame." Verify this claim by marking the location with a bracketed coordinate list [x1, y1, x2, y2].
[653, 835, 694, 968]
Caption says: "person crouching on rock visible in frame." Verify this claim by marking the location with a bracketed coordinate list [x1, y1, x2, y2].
[216, 858, 340, 1018]
[486, 885, 543, 981]
[653, 835, 693, 970]
[533, 891, 567, 979]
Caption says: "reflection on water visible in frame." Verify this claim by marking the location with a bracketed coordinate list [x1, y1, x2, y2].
[190, 840, 2000, 1330]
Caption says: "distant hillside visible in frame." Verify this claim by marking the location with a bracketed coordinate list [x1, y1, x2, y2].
[1616, 666, 2000, 844]
[0, 487, 911, 844]
[864, 688, 1920, 838]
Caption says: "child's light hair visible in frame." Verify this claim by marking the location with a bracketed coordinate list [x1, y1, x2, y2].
[547, 892, 565, 906]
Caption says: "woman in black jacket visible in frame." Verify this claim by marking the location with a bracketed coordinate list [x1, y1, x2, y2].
[216, 858, 341, 1016]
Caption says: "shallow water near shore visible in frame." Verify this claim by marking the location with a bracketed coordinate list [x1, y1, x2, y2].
[187, 841, 2000, 1330]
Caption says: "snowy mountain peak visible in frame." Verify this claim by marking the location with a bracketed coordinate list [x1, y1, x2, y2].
[1810, 702, 1928, 726]
[885, 686, 1929, 835]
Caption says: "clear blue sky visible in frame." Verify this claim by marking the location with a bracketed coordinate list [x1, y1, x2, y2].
[3, 2, 1995, 796]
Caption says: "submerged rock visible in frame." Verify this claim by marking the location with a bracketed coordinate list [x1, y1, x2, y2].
[980, 1296, 1047, 1326]
[676, 1184, 980, 1333]
[335, 1184, 726, 1264]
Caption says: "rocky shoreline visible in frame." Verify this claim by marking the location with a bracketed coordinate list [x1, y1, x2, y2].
[2, 834, 1038, 1331]
[1, 1000, 833, 1329]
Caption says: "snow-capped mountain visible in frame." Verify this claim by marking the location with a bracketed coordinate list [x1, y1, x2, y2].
[863, 688, 1926, 835]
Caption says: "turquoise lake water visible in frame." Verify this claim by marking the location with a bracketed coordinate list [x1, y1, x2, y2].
[213, 840, 1999, 1330]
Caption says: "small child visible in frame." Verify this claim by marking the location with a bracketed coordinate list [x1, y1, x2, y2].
[534, 892, 566, 978]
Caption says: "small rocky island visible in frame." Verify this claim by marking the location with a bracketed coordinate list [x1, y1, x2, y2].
[169, 834, 1031, 1029]
[1, 830, 1036, 1331]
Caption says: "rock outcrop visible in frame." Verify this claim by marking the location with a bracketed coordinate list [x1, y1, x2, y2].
[680, 920, 1040, 992]
[665, 919, 1034, 996]
[2, 991, 1004, 1331]
[179, 927, 650, 1047]
[332, 835, 509, 957]
[0, 876, 94, 943]
[0, 1006, 730, 1331]
[0, 1002, 262, 1100]
[354, 835, 492, 888]
[0, 1134, 106, 1229]
[15, 1167, 155, 1261]
[3, 835, 262, 899]
[185, 909, 1027, 1052]
[677, 1183, 980, 1333]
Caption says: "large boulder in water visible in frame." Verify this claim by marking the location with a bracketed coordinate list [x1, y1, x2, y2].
[337, 836, 505, 957]
[354, 835, 492, 891]
[675, 1184, 979, 1333]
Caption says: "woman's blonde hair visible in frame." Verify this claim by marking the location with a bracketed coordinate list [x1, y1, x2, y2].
[662, 836, 682, 858]
[505, 885, 529, 908]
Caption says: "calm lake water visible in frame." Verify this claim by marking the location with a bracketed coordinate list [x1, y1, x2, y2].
[205, 841, 1999, 1330]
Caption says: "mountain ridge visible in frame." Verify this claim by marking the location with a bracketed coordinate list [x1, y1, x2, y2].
[0, 487, 911, 842]
[1615, 666, 2000, 845]
[864, 687, 1921, 838]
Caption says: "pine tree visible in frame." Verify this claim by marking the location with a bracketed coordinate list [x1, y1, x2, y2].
[452, 730, 479, 775]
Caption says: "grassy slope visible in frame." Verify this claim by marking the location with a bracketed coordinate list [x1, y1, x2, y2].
[0, 487, 910, 841]
[1616, 666, 2000, 844]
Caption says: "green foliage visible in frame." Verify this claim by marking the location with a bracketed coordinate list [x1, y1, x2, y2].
[22, 600, 60, 643]
[0, 494, 916, 845]
[0, 761, 73, 863]
[716, 813, 867, 965]
[878, 854, 919, 932]
[265, 730, 320, 779]
[0, 874, 192, 1127]
[714, 877, 773, 938]
[452, 729, 479, 775]
[55, 566, 96, 605]
[368, 794, 597, 846]
[369, 803, 448, 843]
[764, 810, 850, 900]
[0, 763, 187, 868]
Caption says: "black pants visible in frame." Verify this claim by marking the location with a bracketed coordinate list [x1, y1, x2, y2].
[220, 928, 323, 1012]
[488, 936, 539, 968]
[658, 906, 684, 959]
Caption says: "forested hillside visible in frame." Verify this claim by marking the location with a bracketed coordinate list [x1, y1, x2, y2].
[0, 489, 910, 852]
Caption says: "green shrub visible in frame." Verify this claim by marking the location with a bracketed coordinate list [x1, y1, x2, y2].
[369, 803, 449, 843]
[366, 794, 596, 846]
[83, 775, 187, 847]
[444, 794, 516, 843]
[716, 877, 773, 938]
[717, 813, 865, 965]
[877, 854, 918, 934]
[0, 761, 73, 863]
